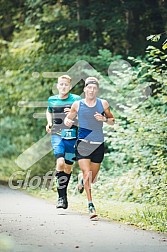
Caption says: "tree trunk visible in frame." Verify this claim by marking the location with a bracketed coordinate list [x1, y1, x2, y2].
[125, 0, 165, 56]
[77, 0, 90, 43]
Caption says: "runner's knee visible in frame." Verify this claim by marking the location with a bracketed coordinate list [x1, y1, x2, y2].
[64, 166, 72, 174]
[83, 171, 92, 184]
[56, 158, 65, 170]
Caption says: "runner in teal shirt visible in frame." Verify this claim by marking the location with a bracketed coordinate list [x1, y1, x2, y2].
[46, 75, 81, 209]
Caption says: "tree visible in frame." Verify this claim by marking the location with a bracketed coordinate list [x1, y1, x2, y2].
[0, 0, 25, 41]
[124, 0, 166, 55]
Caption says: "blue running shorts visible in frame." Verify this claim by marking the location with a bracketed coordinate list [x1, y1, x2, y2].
[51, 134, 76, 165]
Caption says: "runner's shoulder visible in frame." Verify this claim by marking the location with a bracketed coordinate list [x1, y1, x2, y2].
[100, 98, 109, 108]
[48, 95, 58, 102]
[69, 93, 81, 102]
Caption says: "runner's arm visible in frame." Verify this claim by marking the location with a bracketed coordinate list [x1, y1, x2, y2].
[64, 101, 78, 127]
[102, 100, 115, 125]
[46, 109, 53, 133]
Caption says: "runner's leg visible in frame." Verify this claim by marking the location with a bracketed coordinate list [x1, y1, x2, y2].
[51, 135, 69, 208]
[90, 162, 100, 184]
[78, 159, 92, 201]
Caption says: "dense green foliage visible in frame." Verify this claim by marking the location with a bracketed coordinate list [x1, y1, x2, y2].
[0, 0, 167, 232]
[1, 0, 167, 55]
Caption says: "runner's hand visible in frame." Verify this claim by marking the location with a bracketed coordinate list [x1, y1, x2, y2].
[64, 108, 71, 114]
[94, 112, 106, 122]
[46, 123, 52, 133]
[64, 117, 74, 127]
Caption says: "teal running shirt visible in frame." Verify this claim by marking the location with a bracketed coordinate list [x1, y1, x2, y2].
[47, 93, 81, 136]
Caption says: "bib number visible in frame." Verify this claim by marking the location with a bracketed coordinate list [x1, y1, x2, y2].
[61, 128, 77, 139]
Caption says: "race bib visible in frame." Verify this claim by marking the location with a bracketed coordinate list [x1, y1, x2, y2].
[61, 128, 77, 139]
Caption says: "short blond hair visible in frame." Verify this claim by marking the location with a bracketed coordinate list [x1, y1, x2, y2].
[58, 75, 71, 83]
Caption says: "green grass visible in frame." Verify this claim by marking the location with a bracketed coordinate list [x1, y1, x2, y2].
[25, 185, 167, 233]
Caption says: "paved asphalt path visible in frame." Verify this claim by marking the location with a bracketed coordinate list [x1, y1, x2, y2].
[0, 185, 167, 252]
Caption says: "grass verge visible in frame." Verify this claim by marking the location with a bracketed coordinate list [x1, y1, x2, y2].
[25, 185, 167, 234]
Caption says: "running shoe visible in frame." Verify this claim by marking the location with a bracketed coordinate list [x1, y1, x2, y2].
[88, 203, 98, 220]
[56, 196, 68, 209]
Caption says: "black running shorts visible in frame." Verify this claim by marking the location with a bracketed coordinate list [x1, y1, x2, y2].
[75, 140, 104, 163]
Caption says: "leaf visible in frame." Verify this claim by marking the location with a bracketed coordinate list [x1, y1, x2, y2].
[162, 42, 167, 50]
[146, 34, 161, 42]
[146, 35, 156, 41]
